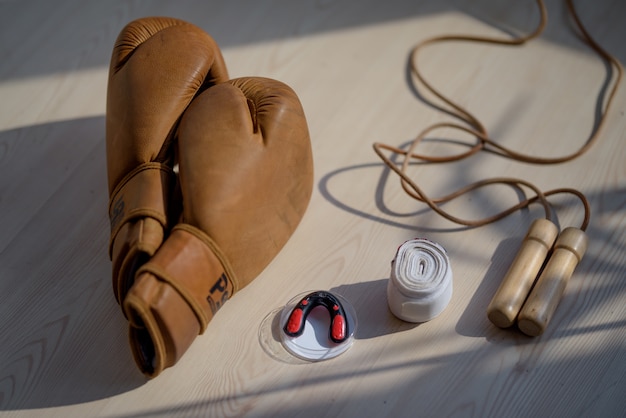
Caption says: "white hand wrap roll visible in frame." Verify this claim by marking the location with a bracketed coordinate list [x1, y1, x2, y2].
[387, 238, 453, 323]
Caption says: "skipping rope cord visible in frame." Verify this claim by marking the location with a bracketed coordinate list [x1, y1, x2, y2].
[373, 0, 623, 232]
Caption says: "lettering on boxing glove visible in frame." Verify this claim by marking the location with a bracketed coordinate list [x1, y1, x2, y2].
[207, 273, 232, 314]
[110, 198, 125, 232]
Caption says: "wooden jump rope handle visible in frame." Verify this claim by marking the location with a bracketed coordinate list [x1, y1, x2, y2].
[517, 227, 588, 336]
[487, 218, 558, 329]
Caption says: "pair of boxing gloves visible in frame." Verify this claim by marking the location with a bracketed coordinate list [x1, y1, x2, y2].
[106, 17, 313, 378]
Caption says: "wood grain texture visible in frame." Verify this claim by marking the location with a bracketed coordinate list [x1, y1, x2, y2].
[0, 0, 624, 417]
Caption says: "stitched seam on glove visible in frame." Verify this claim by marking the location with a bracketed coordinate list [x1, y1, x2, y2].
[108, 162, 173, 218]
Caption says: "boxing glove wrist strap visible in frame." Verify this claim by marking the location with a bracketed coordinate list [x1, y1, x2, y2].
[124, 226, 237, 377]
[110, 217, 165, 304]
[175, 223, 241, 294]
[108, 162, 175, 257]
[132, 225, 235, 332]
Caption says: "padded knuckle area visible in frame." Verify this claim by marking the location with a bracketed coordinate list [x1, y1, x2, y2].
[111, 17, 190, 73]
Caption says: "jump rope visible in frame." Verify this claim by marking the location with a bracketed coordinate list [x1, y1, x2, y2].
[373, 0, 622, 336]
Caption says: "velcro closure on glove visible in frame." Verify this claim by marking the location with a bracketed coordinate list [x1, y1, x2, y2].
[175, 223, 240, 295]
[124, 224, 238, 378]
[108, 162, 175, 256]
[133, 225, 236, 332]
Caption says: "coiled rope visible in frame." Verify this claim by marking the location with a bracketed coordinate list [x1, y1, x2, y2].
[373, 0, 622, 231]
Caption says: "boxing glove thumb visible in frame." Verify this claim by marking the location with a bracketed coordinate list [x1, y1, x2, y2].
[123, 77, 314, 377]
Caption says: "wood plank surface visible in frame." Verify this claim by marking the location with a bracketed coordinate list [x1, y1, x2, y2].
[0, 1, 624, 417]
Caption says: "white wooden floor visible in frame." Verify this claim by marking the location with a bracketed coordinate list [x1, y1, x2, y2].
[1, 1, 624, 417]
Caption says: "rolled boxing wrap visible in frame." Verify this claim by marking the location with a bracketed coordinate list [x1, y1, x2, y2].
[123, 224, 238, 378]
[387, 238, 453, 323]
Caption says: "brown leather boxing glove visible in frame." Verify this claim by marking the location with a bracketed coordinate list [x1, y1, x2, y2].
[123, 77, 314, 378]
[106, 17, 228, 305]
